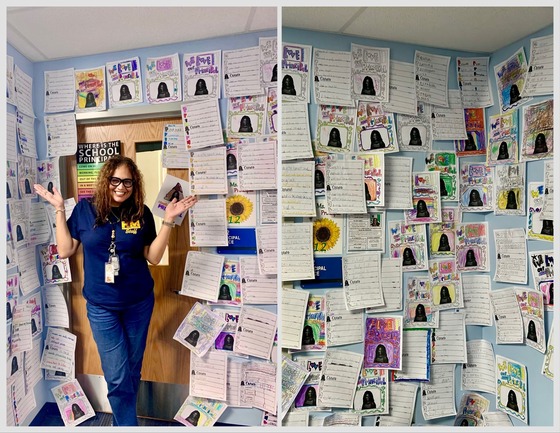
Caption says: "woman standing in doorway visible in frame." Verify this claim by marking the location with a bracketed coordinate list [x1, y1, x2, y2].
[34, 155, 197, 426]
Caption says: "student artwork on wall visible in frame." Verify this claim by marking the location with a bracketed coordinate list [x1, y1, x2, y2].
[425, 151, 458, 201]
[351, 368, 389, 415]
[283, 103, 313, 161]
[348, 152, 384, 207]
[237, 139, 277, 191]
[520, 98, 553, 161]
[298, 295, 326, 352]
[267, 86, 278, 134]
[51, 379, 95, 426]
[431, 90, 468, 141]
[259, 37, 277, 89]
[182, 50, 220, 101]
[40, 244, 71, 285]
[180, 251, 225, 302]
[312, 48, 353, 107]
[494, 163, 526, 216]
[421, 364, 457, 420]
[391, 329, 430, 382]
[173, 302, 226, 357]
[16, 110, 37, 158]
[397, 101, 432, 152]
[459, 162, 494, 213]
[188, 146, 228, 195]
[428, 258, 464, 311]
[212, 308, 239, 352]
[494, 46, 530, 113]
[496, 355, 528, 424]
[382, 60, 417, 116]
[404, 276, 438, 329]
[174, 396, 227, 427]
[213, 259, 241, 306]
[342, 253, 383, 310]
[325, 158, 367, 215]
[181, 99, 224, 150]
[350, 44, 390, 103]
[152, 174, 190, 225]
[313, 156, 326, 196]
[524, 34, 553, 96]
[106, 57, 142, 108]
[282, 42, 312, 104]
[6, 55, 15, 106]
[162, 124, 189, 169]
[313, 197, 343, 255]
[455, 222, 489, 272]
[364, 316, 402, 370]
[17, 154, 37, 199]
[281, 356, 310, 416]
[282, 160, 315, 218]
[515, 288, 545, 353]
[222, 46, 264, 98]
[9, 199, 30, 249]
[145, 53, 182, 104]
[541, 321, 554, 381]
[404, 171, 442, 225]
[454, 392, 489, 426]
[455, 108, 486, 156]
[292, 355, 328, 412]
[541, 160, 553, 220]
[44, 67, 76, 113]
[456, 56, 494, 108]
[315, 105, 357, 154]
[414, 50, 450, 108]
[44, 113, 77, 157]
[487, 110, 519, 165]
[36, 158, 60, 201]
[526, 182, 553, 242]
[529, 250, 554, 311]
[428, 206, 459, 258]
[494, 228, 527, 284]
[74, 66, 106, 112]
[355, 102, 397, 153]
[388, 220, 428, 271]
[227, 95, 267, 139]
[25, 292, 42, 339]
[6, 160, 17, 203]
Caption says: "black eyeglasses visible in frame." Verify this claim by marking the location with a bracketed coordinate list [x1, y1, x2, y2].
[109, 177, 134, 188]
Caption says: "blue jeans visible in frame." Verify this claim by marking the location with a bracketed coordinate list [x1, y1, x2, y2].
[86, 292, 154, 426]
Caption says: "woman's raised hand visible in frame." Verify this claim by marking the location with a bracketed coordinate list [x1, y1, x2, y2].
[33, 184, 65, 210]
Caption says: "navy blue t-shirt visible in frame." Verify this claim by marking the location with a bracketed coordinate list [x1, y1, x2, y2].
[67, 199, 157, 308]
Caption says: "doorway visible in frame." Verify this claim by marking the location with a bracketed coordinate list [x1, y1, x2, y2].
[69, 117, 195, 417]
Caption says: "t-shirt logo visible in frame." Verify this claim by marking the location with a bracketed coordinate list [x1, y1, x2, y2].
[122, 221, 141, 234]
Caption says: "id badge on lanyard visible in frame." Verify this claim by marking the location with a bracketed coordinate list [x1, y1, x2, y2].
[105, 228, 120, 283]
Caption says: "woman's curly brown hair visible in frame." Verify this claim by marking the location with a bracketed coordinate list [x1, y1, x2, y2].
[93, 155, 145, 226]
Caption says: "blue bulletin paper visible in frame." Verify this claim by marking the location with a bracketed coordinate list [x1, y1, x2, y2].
[300, 257, 343, 289]
[216, 228, 257, 254]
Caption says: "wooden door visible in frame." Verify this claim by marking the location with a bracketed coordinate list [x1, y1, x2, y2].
[69, 117, 195, 384]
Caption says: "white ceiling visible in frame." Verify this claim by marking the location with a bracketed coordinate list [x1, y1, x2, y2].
[6, 6, 553, 63]
[283, 7, 553, 53]
[7, 7, 277, 62]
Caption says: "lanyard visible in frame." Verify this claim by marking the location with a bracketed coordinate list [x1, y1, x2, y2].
[107, 215, 120, 276]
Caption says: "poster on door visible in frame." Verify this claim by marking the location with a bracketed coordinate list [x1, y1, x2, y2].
[76, 140, 121, 201]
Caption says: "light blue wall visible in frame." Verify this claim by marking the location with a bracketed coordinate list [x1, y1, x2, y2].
[284, 22, 553, 427]
[8, 27, 276, 427]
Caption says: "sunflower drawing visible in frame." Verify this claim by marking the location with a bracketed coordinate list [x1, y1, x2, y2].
[226, 195, 253, 224]
[313, 218, 341, 252]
